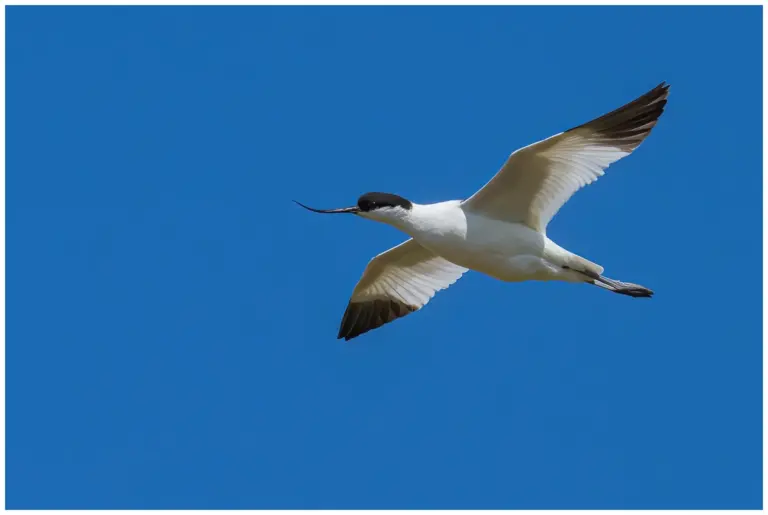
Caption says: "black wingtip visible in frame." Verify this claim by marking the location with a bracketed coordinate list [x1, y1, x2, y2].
[570, 81, 671, 151]
[337, 299, 418, 341]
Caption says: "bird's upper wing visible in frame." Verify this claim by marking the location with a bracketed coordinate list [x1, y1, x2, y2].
[461, 83, 669, 232]
[338, 239, 467, 341]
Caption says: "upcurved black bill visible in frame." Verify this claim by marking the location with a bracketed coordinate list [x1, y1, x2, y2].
[293, 200, 360, 214]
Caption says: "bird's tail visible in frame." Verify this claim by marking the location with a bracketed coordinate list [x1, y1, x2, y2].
[592, 275, 653, 298]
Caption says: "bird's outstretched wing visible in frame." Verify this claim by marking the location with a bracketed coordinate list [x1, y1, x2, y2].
[462, 83, 669, 232]
[338, 239, 467, 341]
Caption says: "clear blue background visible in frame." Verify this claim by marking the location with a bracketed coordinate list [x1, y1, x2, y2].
[7, 6, 762, 509]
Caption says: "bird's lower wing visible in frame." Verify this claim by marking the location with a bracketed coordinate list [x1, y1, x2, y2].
[462, 83, 669, 233]
[338, 239, 467, 341]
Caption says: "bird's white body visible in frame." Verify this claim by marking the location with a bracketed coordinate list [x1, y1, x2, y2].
[371, 201, 592, 283]
[298, 83, 669, 340]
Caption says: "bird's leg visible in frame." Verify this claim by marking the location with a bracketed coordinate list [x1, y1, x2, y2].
[563, 266, 654, 298]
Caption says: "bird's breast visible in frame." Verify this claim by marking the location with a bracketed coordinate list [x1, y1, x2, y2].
[413, 215, 549, 279]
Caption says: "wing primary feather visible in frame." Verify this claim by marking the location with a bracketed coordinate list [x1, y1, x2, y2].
[572, 82, 669, 150]
[337, 240, 466, 341]
[461, 82, 669, 231]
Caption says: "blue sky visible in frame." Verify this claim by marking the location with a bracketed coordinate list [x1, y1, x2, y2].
[7, 6, 762, 509]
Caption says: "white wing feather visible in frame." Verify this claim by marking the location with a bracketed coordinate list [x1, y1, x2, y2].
[338, 239, 466, 340]
[462, 83, 669, 232]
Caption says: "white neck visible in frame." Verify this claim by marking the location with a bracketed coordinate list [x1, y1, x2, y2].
[360, 201, 465, 238]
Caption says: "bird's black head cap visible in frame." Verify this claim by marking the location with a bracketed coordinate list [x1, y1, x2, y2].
[357, 192, 412, 212]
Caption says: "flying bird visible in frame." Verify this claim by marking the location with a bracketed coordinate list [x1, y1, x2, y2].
[297, 83, 669, 341]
